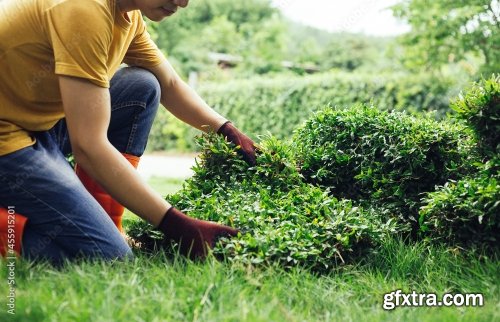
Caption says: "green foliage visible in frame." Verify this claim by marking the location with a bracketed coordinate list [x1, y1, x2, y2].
[149, 0, 286, 78]
[293, 105, 477, 231]
[148, 72, 453, 152]
[196, 72, 453, 123]
[451, 74, 500, 157]
[147, 0, 398, 79]
[138, 77, 500, 267]
[392, 0, 500, 75]
[320, 34, 391, 72]
[133, 134, 395, 272]
[151, 0, 276, 55]
[134, 97, 499, 270]
[419, 171, 500, 247]
[240, 15, 289, 74]
[419, 75, 500, 247]
[148, 110, 194, 151]
[197, 16, 244, 54]
[284, 27, 397, 75]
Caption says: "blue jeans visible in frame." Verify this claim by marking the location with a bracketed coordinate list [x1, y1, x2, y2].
[0, 67, 161, 265]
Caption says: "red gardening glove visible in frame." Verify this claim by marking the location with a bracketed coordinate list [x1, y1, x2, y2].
[217, 121, 257, 166]
[157, 207, 239, 260]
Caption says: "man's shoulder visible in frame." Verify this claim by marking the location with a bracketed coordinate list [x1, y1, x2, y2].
[46, 0, 114, 18]
[45, 0, 116, 33]
[46, 0, 111, 8]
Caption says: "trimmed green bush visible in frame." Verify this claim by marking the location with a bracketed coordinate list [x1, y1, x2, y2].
[293, 105, 477, 231]
[130, 134, 395, 272]
[148, 72, 453, 152]
[451, 74, 500, 157]
[130, 101, 484, 267]
[419, 170, 499, 247]
[419, 75, 500, 247]
[131, 77, 500, 268]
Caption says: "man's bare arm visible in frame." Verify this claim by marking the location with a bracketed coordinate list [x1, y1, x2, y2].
[59, 75, 170, 227]
[148, 60, 228, 132]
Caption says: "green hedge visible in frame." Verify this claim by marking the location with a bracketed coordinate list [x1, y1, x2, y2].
[419, 170, 499, 247]
[148, 72, 454, 152]
[130, 134, 394, 272]
[419, 75, 500, 246]
[451, 75, 500, 158]
[292, 105, 477, 232]
[129, 107, 483, 270]
[130, 76, 499, 269]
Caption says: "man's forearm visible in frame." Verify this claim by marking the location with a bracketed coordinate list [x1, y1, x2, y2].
[149, 60, 227, 132]
[74, 141, 170, 227]
[161, 78, 227, 132]
[60, 75, 171, 227]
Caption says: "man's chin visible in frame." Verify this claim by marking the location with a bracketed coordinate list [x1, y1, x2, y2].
[150, 16, 165, 22]
[142, 12, 166, 22]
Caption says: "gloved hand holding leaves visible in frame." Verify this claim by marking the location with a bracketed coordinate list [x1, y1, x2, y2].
[217, 121, 257, 166]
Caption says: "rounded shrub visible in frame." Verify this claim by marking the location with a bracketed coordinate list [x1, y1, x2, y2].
[451, 74, 500, 158]
[130, 77, 499, 268]
[293, 104, 477, 229]
[129, 134, 395, 272]
[419, 172, 499, 247]
[419, 75, 500, 248]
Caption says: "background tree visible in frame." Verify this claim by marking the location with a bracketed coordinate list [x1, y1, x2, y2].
[239, 15, 289, 75]
[320, 34, 390, 72]
[146, 0, 395, 80]
[392, 0, 500, 76]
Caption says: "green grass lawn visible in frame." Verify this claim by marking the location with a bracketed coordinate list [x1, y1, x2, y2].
[1, 177, 498, 322]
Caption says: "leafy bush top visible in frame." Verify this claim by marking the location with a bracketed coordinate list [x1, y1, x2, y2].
[418, 76, 500, 247]
[451, 74, 500, 157]
[130, 135, 395, 272]
[419, 174, 500, 247]
[293, 105, 477, 228]
[130, 101, 489, 269]
[148, 72, 453, 151]
[131, 80, 500, 268]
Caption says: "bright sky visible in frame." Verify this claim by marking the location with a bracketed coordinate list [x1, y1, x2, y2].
[271, 0, 411, 36]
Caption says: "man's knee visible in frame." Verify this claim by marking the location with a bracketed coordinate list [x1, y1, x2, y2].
[105, 241, 134, 261]
[133, 68, 161, 107]
[115, 67, 161, 108]
[21, 226, 134, 265]
[84, 237, 134, 262]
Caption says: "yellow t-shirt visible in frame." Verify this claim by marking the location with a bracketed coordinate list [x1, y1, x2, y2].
[0, 0, 165, 156]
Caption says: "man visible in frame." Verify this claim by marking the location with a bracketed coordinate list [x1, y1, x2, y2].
[0, 0, 256, 264]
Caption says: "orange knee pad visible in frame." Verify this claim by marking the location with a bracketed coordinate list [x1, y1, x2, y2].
[75, 153, 140, 232]
[0, 208, 28, 257]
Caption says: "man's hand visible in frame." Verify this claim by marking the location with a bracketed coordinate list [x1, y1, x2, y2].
[217, 121, 257, 166]
[157, 207, 239, 260]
